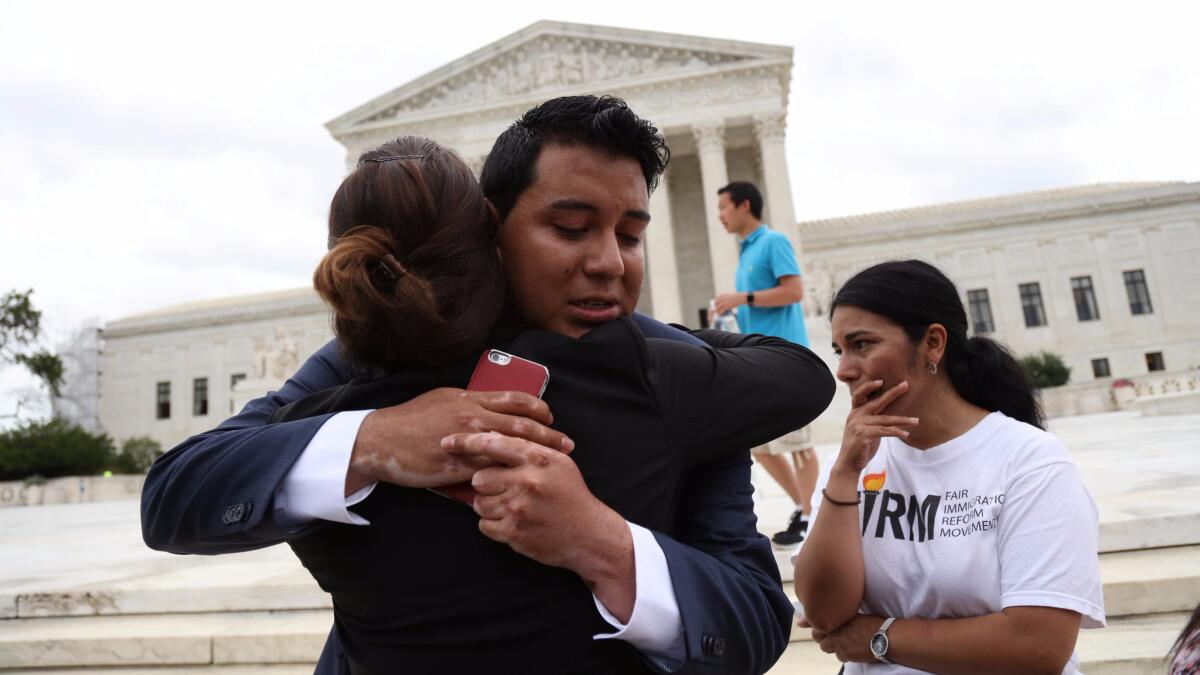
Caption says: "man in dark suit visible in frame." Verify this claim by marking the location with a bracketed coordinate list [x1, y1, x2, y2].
[142, 96, 796, 674]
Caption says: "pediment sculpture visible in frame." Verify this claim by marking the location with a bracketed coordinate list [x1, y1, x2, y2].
[251, 327, 300, 381]
[364, 37, 751, 122]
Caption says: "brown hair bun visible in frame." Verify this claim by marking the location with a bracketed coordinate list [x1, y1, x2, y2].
[314, 136, 505, 371]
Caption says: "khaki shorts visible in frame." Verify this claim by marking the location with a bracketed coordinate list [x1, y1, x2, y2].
[752, 426, 814, 460]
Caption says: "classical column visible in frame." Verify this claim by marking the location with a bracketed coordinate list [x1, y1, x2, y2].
[645, 171, 683, 324]
[754, 112, 802, 254]
[693, 119, 739, 295]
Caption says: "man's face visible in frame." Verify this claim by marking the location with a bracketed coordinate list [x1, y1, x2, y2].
[497, 143, 649, 339]
[717, 191, 749, 234]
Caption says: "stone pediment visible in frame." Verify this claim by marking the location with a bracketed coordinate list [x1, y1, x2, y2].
[328, 21, 790, 133]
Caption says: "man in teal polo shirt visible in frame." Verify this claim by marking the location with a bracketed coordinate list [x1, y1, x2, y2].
[712, 181, 817, 546]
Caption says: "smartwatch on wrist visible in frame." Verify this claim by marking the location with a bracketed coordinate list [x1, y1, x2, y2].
[870, 617, 896, 664]
[745, 292, 755, 306]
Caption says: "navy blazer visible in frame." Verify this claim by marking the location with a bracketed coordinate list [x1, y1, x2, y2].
[142, 313, 823, 674]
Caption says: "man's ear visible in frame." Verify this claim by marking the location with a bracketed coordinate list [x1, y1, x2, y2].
[485, 199, 504, 263]
[485, 198, 502, 226]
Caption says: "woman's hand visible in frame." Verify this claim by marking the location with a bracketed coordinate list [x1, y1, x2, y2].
[833, 380, 919, 478]
[811, 615, 886, 663]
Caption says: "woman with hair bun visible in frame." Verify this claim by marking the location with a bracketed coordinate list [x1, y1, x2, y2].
[792, 259, 1104, 674]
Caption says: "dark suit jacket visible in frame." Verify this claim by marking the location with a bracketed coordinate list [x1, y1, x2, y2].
[271, 318, 831, 673]
[141, 313, 834, 674]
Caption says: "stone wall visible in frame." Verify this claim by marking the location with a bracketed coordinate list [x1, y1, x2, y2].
[0, 474, 144, 509]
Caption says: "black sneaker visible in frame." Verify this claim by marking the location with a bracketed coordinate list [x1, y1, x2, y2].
[771, 510, 807, 546]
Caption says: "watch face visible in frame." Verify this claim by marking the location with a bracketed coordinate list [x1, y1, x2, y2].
[870, 632, 888, 657]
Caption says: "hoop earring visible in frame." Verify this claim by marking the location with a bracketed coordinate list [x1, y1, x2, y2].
[927, 360, 938, 375]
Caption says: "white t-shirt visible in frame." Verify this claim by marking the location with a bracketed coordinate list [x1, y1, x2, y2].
[792, 412, 1106, 675]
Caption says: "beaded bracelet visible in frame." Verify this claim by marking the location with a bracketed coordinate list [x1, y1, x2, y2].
[822, 488, 862, 506]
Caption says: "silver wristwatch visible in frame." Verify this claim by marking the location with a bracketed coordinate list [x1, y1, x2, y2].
[870, 617, 896, 664]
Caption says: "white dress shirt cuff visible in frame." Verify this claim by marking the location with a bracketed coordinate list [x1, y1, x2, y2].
[592, 521, 685, 661]
[274, 409, 377, 526]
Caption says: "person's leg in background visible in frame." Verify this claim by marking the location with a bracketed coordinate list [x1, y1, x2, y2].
[763, 427, 815, 546]
[793, 446, 818, 516]
[753, 449, 803, 506]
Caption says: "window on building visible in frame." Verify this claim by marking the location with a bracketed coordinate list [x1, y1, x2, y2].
[1091, 358, 1111, 379]
[966, 289, 995, 334]
[1123, 269, 1153, 315]
[156, 381, 171, 420]
[1018, 282, 1047, 328]
[1146, 351, 1166, 372]
[229, 372, 247, 413]
[193, 377, 209, 416]
[1070, 276, 1100, 321]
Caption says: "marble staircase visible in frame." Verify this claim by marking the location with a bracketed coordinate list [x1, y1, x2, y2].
[2, 505, 1196, 672]
[3, 411, 1200, 673]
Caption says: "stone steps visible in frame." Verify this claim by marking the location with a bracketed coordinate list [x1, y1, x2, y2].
[5, 417, 1199, 675]
[13, 542, 1197, 623]
[5, 609, 1185, 673]
[3, 662, 314, 667]
[770, 612, 1191, 674]
[0, 609, 331, 670]
[4, 582, 330, 619]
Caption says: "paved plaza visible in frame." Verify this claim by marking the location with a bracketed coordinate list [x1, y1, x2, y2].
[2, 410, 1198, 673]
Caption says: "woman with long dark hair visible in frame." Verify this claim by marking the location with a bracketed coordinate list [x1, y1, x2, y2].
[792, 259, 1104, 674]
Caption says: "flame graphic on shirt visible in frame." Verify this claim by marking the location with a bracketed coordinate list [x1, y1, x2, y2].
[862, 469, 887, 492]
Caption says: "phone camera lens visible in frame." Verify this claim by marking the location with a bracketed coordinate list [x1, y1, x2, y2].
[487, 351, 510, 365]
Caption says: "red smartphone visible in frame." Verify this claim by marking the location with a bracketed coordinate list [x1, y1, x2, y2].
[431, 350, 550, 506]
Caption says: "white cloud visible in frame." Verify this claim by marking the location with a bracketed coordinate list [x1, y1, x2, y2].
[0, 0, 1197, 337]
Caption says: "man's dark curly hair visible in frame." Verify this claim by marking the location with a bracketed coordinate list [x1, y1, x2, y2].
[480, 95, 670, 220]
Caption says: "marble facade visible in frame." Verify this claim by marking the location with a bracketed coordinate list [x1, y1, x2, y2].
[99, 290, 332, 450]
[95, 22, 1200, 449]
[798, 181, 1200, 382]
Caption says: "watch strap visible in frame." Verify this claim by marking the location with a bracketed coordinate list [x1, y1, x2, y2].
[872, 617, 896, 663]
[746, 292, 755, 306]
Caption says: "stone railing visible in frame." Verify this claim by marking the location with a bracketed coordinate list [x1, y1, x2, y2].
[0, 474, 145, 508]
[1040, 369, 1200, 418]
[1131, 370, 1200, 417]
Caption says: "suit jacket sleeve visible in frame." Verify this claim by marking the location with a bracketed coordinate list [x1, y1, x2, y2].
[642, 330, 832, 673]
[654, 451, 794, 674]
[141, 340, 352, 554]
[646, 331, 834, 466]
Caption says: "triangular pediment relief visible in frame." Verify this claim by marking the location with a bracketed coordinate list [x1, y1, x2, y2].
[330, 22, 789, 132]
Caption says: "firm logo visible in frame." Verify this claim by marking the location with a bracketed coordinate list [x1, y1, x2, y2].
[862, 468, 886, 492]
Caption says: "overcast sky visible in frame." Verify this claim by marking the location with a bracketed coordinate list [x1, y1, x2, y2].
[1, 0, 1198, 407]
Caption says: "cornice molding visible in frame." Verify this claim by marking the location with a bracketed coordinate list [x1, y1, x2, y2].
[334, 58, 791, 140]
[103, 293, 328, 340]
[327, 21, 791, 136]
[801, 186, 1200, 251]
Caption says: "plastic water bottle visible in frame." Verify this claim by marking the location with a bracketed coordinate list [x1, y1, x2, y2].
[709, 301, 740, 333]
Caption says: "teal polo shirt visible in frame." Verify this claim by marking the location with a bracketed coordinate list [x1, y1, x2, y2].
[735, 224, 810, 347]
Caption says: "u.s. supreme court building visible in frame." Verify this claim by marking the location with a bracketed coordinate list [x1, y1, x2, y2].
[96, 21, 1200, 449]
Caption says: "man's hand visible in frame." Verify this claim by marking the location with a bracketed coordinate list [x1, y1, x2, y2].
[811, 615, 886, 663]
[346, 388, 574, 495]
[443, 431, 636, 622]
[712, 291, 747, 316]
